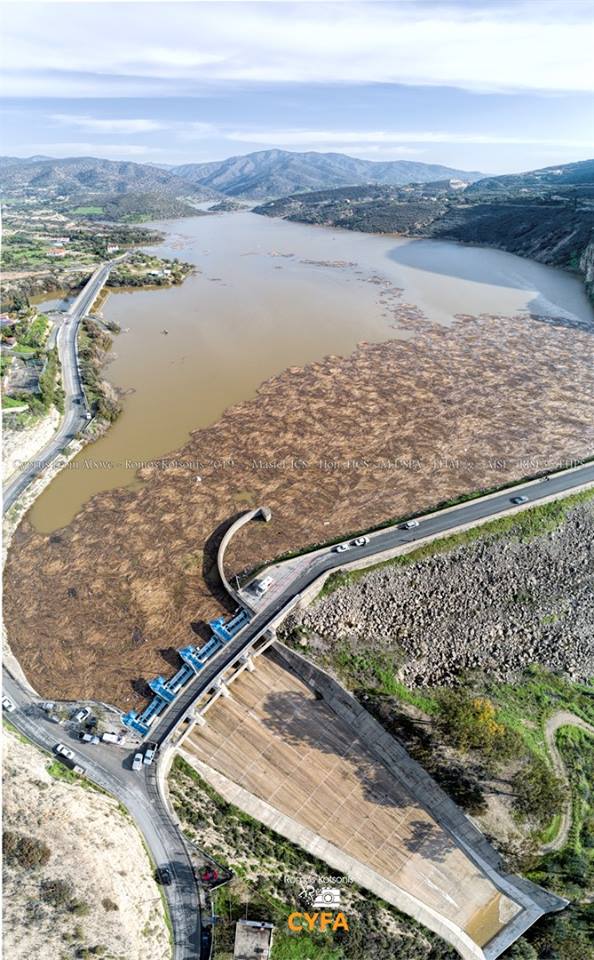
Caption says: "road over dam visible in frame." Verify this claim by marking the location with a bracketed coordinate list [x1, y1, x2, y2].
[149, 459, 594, 746]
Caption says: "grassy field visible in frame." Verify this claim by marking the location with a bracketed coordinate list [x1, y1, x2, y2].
[487, 669, 594, 760]
[72, 205, 104, 215]
[271, 937, 343, 960]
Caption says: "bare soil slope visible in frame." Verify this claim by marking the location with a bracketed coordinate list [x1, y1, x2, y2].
[2, 728, 169, 960]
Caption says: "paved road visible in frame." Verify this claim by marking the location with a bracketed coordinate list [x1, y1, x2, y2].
[149, 461, 594, 745]
[2, 670, 202, 960]
[3, 261, 115, 513]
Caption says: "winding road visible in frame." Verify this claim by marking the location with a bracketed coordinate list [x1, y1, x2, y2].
[2, 671, 203, 960]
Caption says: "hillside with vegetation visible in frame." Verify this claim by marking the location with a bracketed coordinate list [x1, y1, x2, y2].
[2, 726, 169, 960]
[255, 160, 594, 300]
[0, 155, 216, 221]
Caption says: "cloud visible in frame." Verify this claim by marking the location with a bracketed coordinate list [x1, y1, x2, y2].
[24, 142, 162, 160]
[49, 114, 166, 134]
[226, 129, 594, 149]
[2, 1, 593, 96]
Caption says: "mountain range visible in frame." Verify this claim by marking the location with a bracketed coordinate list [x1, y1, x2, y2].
[1, 150, 483, 216]
[169, 149, 483, 199]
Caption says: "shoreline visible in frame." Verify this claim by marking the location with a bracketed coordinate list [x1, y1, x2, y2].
[252, 208, 594, 304]
[8, 213, 594, 539]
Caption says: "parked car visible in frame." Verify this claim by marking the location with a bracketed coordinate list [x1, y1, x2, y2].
[102, 732, 126, 744]
[253, 575, 274, 597]
[55, 743, 75, 760]
[79, 732, 100, 744]
[334, 543, 350, 553]
[60, 756, 86, 775]
[132, 752, 144, 772]
[74, 707, 90, 723]
[402, 519, 419, 530]
[144, 742, 158, 765]
[2, 696, 16, 713]
[510, 495, 529, 505]
[352, 536, 369, 547]
[156, 867, 172, 886]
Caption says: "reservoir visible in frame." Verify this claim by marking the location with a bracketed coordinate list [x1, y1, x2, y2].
[28, 210, 594, 532]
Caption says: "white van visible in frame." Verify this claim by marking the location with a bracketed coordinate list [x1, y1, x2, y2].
[254, 576, 274, 597]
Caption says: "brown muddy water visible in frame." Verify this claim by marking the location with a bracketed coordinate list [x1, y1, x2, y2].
[28, 210, 594, 532]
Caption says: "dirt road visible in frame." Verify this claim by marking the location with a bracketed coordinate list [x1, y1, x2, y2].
[542, 710, 594, 853]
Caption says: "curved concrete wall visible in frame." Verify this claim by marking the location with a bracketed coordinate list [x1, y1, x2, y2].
[216, 506, 271, 605]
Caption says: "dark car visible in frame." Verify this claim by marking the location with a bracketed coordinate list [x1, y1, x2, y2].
[156, 867, 172, 886]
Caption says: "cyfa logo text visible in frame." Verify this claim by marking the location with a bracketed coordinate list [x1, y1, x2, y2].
[288, 911, 349, 933]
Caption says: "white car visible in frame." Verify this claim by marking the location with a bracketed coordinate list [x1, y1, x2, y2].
[352, 536, 369, 547]
[132, 752, 144, 772]
[79, 732, 100, 744]
[402, 519, 419, 530]
[74, 707, 90, 723]
[511, 495, 529, 505]
[2, 696, 16, 713]
[334, 543, 351, 553]
[55, 743, 75, 760]
[253, 576, 274, 597]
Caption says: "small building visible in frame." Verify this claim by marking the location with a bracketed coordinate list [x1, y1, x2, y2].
[233, 919, 274, 960]
[48, 247, 67, 257]
[107, 244, 120, 253]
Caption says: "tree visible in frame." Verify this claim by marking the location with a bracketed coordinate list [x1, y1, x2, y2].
[512, 757, 567, 827]
[435, 690, 522, 767]
[501, 939, 538, 960]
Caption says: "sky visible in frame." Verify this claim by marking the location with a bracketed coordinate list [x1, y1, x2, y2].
[1, 0, 593, 174]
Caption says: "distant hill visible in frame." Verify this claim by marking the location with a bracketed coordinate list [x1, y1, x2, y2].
[170, 149, 484, 199]
[255, 161, 594, 301]
[0, 155, 218, 220]
[466, 159, 594, 196]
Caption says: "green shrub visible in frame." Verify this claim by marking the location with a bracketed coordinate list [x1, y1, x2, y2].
[512, 757, 567, 827]
[40, 877, 75, 909]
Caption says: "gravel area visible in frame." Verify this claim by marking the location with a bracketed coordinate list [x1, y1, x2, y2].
[285, 500, 594, 686]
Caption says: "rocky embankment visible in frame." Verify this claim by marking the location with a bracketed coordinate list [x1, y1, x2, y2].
[284, 498, 594, 686]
